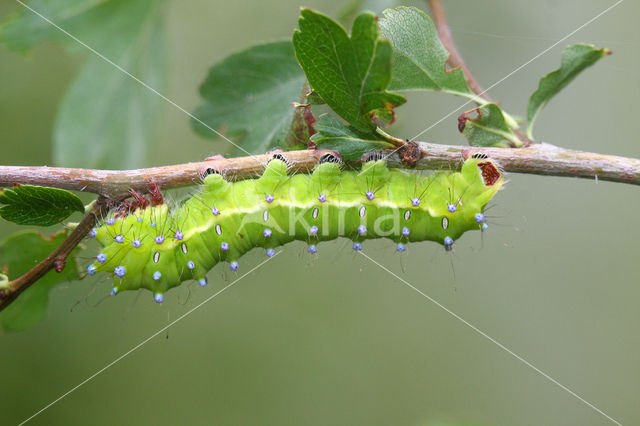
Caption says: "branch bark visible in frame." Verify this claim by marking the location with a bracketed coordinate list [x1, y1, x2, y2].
[401, 142, 640, 185]
[0, 142, 640, 193]
[0, 149, 336, 312]
[0, 149, 335, 199]
[0, 142, 639, 312]
[1, 144, 639, 193]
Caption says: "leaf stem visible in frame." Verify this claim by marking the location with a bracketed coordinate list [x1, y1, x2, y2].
[375, 127, 406, 147]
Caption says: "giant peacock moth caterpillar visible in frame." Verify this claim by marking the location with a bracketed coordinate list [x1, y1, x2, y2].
[87, 153, 504, 303]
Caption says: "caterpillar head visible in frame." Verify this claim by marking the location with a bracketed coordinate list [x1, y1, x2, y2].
[462, 152, 504, 195]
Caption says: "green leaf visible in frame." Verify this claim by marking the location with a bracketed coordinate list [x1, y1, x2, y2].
[459, 103, 521, 147]
[0, 231, 80, 333]
[310, 114, 393, 160]
[0, 0, 167, 168]
[192, 41, 306, 154]
[54, 23, 165, 169]
[378, 7, 480, 102]
[1, 0, 111, 51]
[526, 43, 610, 139]
[293, 9, 406, 133]
[0, 185, 84, 226]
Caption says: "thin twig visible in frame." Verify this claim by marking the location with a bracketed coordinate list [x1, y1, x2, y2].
[428, 0, 490, 101]
[0, 143, 639, 312]
[0, 149, 336, 199]
[394, 142, 640, 186]
[0, 150, 335, 312]
[428, 0, 531, 145]
[0, 197, 110, 312]
[1, 145, 638, 193]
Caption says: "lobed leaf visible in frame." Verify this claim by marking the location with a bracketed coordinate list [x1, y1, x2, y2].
[526, 44, 610, 139]
[378, 7, 479, 102]
[459, 103, 521, 147]
[293, 9, 406, 133]
[192, 41, 306, 154]
[310, 114, 393, 160]
[0, 185, 84, 226]
[0, 231, 79, 333]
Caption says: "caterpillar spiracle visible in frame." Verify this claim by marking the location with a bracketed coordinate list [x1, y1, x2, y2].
[87, 153, 504, 303]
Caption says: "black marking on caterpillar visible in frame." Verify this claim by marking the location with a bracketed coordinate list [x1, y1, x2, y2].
[270, 152, 289, 165]
[201, 168, 223, 181]
[319, 152, 342, 165]
[471, 152, 489, 159]
[88, 157, 504, 303]
[361, 151, 386, 163]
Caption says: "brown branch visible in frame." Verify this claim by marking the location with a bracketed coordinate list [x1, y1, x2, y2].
[428, 0, 490, 101]
[1, 145, 638, 194]
[0, 197, 110, 312]
[0, 149, 336, 199]
[0, 149, 336, 312]
[0, 143, 638, 312]
[391, 142, 640, 185]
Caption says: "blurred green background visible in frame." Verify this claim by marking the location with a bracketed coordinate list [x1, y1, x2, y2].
[1, 0, 639, 424]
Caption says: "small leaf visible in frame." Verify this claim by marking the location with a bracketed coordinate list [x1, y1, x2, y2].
[192, 41, 306, 154]
[0, 231, 80, 333]
[379, 7, 479, 102]
[310, 114, 393, 160]
[527, 43, 610, 139]
[1, 0, 167, 168]
[459, 104, 521, 147]
[0, 185, 84, 226]
[293, 9, 406, 133]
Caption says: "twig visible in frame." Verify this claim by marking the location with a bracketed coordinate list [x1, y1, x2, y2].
[0, 143, 639, 312]
[0, 149, 336, 199]
[1, 145, 638, 193]
[0, 197, 110, 312]
[0, 150, 335, 312]
[428, 0, 531, 144]
[392, 142, 640, 186]
[428, 0, 490, 101]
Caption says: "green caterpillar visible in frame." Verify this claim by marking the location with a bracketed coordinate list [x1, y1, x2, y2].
[87, 154, 504, 302]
